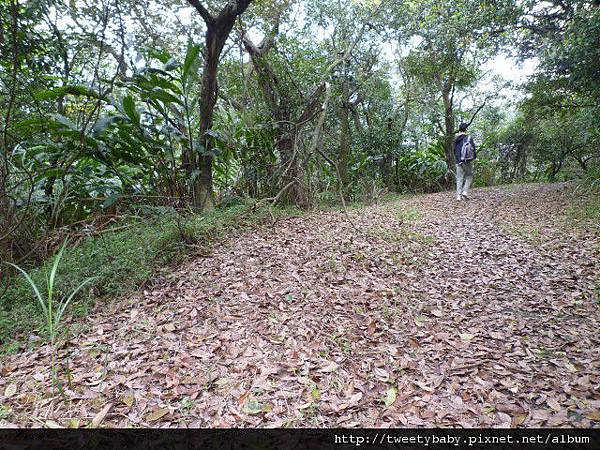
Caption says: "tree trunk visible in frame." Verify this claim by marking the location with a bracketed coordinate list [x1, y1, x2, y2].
[338, 101, 351, 200]
[186, 0, 254, 211]
[381, 117, 396, 189]
[576, 156, 588, 172]
[278, 129, 306, 206]
[550, 159, 562, 180]
[442, 87, 456, 185]
[192, 27, 222, 211]
[242, 30, 324, 208]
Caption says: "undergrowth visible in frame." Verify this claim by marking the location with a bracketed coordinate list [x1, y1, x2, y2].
[568, 170, 600, 223]
[0, 202, 297, 353]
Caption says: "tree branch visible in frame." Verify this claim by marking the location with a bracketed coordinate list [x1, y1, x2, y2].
[216, 0, 253, 28]
[187, 0, 214, 26]
[465, 99, 489, 128]
[296, 83, 326, 124]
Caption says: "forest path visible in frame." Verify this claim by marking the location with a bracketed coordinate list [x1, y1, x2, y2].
[1, 183, 599, 428]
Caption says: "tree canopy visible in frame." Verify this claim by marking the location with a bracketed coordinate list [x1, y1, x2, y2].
[1, 0, 599, 264]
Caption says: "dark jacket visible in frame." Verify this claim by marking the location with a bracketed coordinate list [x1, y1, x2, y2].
[454, 132, 477, 164]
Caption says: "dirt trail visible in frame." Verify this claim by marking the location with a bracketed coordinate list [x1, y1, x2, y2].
[1, 183, 599, 428]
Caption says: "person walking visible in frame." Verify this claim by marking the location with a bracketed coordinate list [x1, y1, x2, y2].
[454, 122, 477, 201]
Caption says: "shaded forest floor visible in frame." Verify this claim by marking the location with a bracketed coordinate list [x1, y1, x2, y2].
[1, 183, 599, 428]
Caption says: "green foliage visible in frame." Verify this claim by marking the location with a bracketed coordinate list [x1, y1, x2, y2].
[8, 240, 96, 345]
[572, 193, 600, 223]
[526, 2, 600, 102]
[395, 141, 447, 193]
[210, 105, 276, 197]
[504, 95, 600, 182]
[569, 168, 600, 222]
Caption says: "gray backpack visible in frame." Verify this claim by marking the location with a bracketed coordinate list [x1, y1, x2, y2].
[460, 135, 475, 162]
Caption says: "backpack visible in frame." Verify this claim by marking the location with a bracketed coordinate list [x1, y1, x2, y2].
[460, 135, 475, 162]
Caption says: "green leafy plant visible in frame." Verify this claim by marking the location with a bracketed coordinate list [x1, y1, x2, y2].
[7, 239, 96, 392]
[8, 240, 95, 345]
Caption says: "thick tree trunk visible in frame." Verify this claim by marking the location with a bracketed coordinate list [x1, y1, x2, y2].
[193, 27, 221, 211]
[278, 130, 306, 206]
[186, 0, 254, 211]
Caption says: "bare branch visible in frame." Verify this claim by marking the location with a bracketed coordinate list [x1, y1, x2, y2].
[187, 0, 214, 26]
[465, 98, 490, 128]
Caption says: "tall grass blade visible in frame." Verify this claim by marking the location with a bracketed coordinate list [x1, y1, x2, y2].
[55, 277, 97, 325]
[48, 239, 68, 307]
[7, 263, 48, 317]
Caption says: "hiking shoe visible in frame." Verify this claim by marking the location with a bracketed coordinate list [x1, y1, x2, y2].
[456, 194, 462, 201]
[462, 193, 471, 200]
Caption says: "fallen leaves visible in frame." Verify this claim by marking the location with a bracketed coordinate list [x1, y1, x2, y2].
[91, 403, 112, 428]
[585, 410, 600, 421]
[459, 333, 475, 341]
[373, 368, 389, 382]
[45, 420, 61, 429]
[146, 408, 169, 422]
[0, 184, 598, 428]
[384, 387, 397, 407]
[546, 398, 562, 413]
[319, 361, 339, 373]
[242, 399, 264, 415]
[4, 384, 17, 398]
[121, 395, 134, 408]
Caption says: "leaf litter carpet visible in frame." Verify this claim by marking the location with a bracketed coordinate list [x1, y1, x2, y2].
[1, 183, 599, 428]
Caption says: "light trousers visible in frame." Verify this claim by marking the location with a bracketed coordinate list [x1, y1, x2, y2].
[456, 162, 474, 196]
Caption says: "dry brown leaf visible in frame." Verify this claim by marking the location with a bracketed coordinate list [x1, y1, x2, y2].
[497, 403, 525, 415]
[367, 319, 377, 335]
[45, 420, 61, 429]
[585, 410, 600, 422]
[348, 392, 363, 406]
[4, 383, 17, 398]
[121, 395, 134, 408]
[374, 368, 389, 382]
[238, 390, 252, 406]
[414, 381, 434, 393]
[489, 331, 503, 340]
[414, 316, 428, 327]
[146, 408, 169, 422]
[91, 403, 112, 428]
[512, 414, 528, 427]
[319, 361, 339, 373]
[546, 398, 561, 412]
